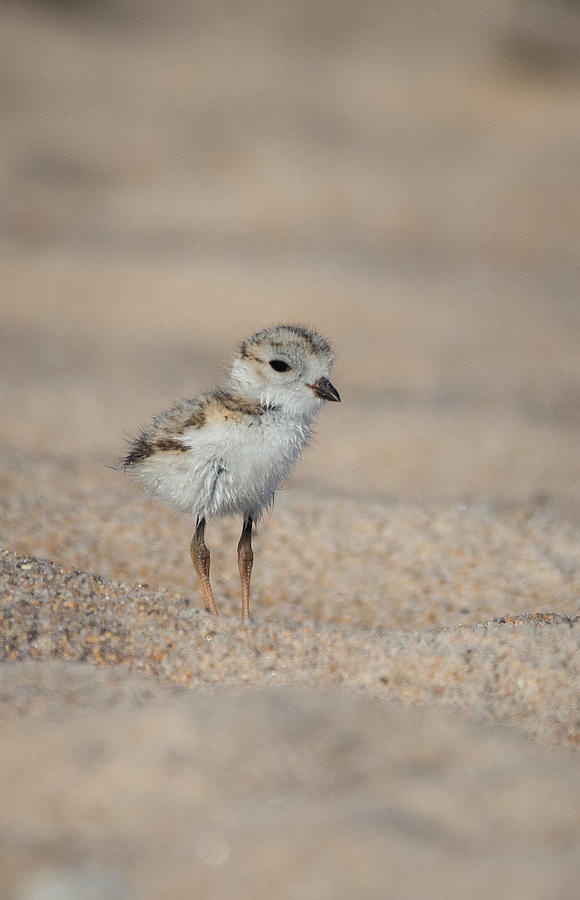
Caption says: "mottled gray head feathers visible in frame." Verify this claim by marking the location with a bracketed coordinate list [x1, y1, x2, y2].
[230, 324, 338, 413]
[241, 324, 333, 365]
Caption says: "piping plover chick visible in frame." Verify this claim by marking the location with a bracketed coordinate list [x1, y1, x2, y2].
[122, 324, 340, 621]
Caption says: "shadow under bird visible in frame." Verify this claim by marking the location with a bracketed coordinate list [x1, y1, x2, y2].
[122, 324, 340, 621]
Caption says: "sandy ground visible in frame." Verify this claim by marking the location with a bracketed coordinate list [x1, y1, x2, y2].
[1, 1, 580, 897]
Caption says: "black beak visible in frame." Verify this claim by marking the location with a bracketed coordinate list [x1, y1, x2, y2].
[309, 377, 341, 402]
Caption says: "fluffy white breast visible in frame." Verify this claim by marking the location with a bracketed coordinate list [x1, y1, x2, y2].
[128, 409, 311, 521]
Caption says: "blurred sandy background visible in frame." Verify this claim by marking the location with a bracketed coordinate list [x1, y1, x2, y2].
[2, 0, 579, 515]
[1, 1, 579, 897]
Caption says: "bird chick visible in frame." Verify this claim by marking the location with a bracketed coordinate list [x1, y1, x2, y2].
[122, 324, 340, 620]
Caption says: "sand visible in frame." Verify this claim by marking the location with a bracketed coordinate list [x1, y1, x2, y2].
[1, 1, 579, 897]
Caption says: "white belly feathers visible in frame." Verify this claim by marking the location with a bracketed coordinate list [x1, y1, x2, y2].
[128, 411, 310, 521]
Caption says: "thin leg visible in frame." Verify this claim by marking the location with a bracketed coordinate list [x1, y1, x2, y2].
[190, 518, 219, 615]
[237, 517, 254, 623]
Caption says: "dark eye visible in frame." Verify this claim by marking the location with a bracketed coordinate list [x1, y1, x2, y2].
[269, 359, 291, 372]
